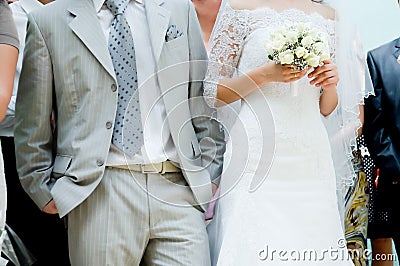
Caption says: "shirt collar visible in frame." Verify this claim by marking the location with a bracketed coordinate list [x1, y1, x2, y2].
[93, 0, 143, 13]
[19, 0, 43, 14]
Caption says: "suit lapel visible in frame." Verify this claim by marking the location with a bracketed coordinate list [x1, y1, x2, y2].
[145, 0, 171, 63]
[67, 0, 116, 81]
[393, 38, 400, 61]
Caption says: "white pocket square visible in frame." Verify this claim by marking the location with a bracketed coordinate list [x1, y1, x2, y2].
[165, 24, 183, 42]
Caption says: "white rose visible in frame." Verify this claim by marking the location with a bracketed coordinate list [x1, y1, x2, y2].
[286, 31, 298, 43]
[313, 42, 325, 54]
[306, 54, 321, 67]
[304, 22, 312, 29]
[279, 51, 294, 65]
[308, 29, 318, 39]
[284, 20, 293, 28]
[276, 33, 286, 42]
[272, 35, 286, 51]
[265, 43, 274, 55]
[276, 26, 286, 36]
[320, 53, 330, 61]
[301, 36, 313, 47]
[272, 40, 286, 51]
[319, 37, 329, 46]
[295, 47, 308, 58]
[297, 23, 306, 33]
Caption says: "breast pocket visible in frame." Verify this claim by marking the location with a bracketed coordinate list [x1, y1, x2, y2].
[164, 35, 187, 50]
[162, 36, 189, 62]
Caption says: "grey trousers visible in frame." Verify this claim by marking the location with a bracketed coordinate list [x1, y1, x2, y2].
[67, 167, 210, 266]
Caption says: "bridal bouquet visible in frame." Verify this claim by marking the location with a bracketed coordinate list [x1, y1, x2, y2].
[265, 21, 331, 96]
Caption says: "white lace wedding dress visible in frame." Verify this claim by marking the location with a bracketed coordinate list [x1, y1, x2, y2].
[205, 4, 354, 266]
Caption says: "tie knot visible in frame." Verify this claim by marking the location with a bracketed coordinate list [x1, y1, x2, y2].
[105, 0, 129, 16]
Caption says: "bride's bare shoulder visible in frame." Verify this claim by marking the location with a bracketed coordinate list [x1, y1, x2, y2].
[313, 3, 336, 20]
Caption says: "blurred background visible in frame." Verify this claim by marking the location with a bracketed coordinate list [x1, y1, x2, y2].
[350, 0, 400, 51]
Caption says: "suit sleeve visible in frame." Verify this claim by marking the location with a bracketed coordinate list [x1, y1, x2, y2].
[187, 1, 225, 185]
[364, 51, 400, 178]
[14, 13, 55, 210]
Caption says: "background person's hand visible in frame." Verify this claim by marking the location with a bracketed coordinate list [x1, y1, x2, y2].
[212, 183, 218, 196]
[50, 111, 55, 133]
[42, 200, 58, 214]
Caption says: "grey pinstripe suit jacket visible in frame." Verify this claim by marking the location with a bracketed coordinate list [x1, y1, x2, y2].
[14, 0, 225, 217]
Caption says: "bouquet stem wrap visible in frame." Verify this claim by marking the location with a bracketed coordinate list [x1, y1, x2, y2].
[290, 81, 299, 96]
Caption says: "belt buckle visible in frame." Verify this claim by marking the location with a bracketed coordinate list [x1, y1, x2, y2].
[140, 164, 160, 174]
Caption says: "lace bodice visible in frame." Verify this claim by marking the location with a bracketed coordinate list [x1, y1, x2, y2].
[203, 3, 338, 171]
[203, 3, 336, 107]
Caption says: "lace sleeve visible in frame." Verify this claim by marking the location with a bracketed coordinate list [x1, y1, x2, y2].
[203, 6, 251, 107]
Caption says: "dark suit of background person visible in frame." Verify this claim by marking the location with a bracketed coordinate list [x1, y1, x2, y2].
[0, 0, 70, 265]
[364, 37, 400, 257]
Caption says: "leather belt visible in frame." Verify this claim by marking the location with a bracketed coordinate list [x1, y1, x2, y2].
[111, 161, 181, 174]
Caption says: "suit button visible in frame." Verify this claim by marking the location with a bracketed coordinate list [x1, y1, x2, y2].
[97, 160, 104, 167]
[106, 121, 113, 129]
[111, 84, 117, 92]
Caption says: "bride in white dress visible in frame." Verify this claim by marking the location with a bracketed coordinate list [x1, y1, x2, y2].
[204, 0, 368, 265]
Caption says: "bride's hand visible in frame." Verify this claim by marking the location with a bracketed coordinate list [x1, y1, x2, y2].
[308, 60, 339, 91]
[260, 62, 308, 84]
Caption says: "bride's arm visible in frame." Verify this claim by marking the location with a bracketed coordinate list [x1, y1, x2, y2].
[216, 63, 306, 106]
[203, 6, 307, 107]
[319, 86, 338, 116]
[309, 59, 339, 116]
[203, 6, 249, 108]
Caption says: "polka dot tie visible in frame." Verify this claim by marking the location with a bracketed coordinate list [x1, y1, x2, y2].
[106, 0, 143, 156]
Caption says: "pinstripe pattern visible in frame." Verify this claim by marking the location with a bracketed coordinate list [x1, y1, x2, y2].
[14, 0, 224, 263]
[15, 0, 117, 217]
[15, 0, 225, 218]
[68, 168, 210, 266]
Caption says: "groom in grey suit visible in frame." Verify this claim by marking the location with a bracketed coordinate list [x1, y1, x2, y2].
[14, 0, 225, 265]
